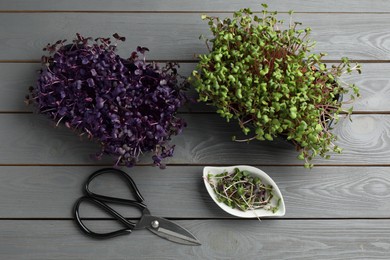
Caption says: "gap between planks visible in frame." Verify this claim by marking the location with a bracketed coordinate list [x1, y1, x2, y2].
[1, 217, 390, 221]
[1, 111, 390, 115]
[1, 10, 390, 14]
[1, 60, 390, 64]
[0, 163, 390, 167]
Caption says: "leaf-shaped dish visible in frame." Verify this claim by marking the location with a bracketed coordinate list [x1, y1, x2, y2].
[203, 165, 286, 218]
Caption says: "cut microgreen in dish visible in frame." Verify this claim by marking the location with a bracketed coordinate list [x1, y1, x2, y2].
[206, 168, 280, 214]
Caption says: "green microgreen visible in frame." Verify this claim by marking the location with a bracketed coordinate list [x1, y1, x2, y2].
[191, 6, 361, 168]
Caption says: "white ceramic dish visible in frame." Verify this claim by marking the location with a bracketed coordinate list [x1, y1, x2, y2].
[203, 165, 286, 218]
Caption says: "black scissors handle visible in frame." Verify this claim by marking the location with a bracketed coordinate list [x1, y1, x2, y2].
[73, 168, 148, 239]
[85, 168, 145, 206]
[74, 196, 135, 239]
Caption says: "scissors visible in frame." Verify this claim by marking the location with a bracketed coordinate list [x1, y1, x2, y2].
[73, 168, 201, 246]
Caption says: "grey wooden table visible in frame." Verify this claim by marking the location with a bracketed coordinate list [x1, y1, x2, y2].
[1, 1, 390, 259]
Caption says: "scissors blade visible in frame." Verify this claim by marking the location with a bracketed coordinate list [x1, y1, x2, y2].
[140, 216, 201, 246]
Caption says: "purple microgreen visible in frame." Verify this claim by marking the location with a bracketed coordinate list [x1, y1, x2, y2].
[136, 46, 150, 55]
[113, 33, 126, 42]
[27, 33, 187, 168]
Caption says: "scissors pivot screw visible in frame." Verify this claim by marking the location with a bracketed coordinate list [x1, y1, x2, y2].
[151, 220, 160, 229]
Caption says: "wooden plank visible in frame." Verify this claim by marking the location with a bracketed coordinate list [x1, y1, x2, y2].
[0, 219, 389, 259]
[0, 0, 389, 12]
[342, 63, 390, 111]
[0, 63, 386, 112]
[0, 13, 390, 61]
[0, 166, 389, 219]
[174, 114, 390, 165]
[0, 114, 387, 165]
[0, 63, 40, 112]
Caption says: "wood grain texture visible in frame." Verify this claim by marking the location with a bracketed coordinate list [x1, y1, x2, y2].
[0, 166, 389, 219]
[1, 13, 390, 61]
[0, 62, 384, 112]
[0, 114, 387, 165]
[0, 0, 388, 259]
[341, 63, 390, 111]
[1, 0, 389, 12]
[0, 219, 389, 260]
[0, 63, 40, 112]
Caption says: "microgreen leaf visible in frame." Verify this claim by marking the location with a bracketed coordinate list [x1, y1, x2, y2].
[27, 34, 188, 168]
[190, 5, 361, 167]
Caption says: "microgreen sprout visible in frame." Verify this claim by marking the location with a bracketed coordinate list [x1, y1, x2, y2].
[26, 34, 187, 168]
[206, 168, 280, 215]
[191, 6, 361, 168]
